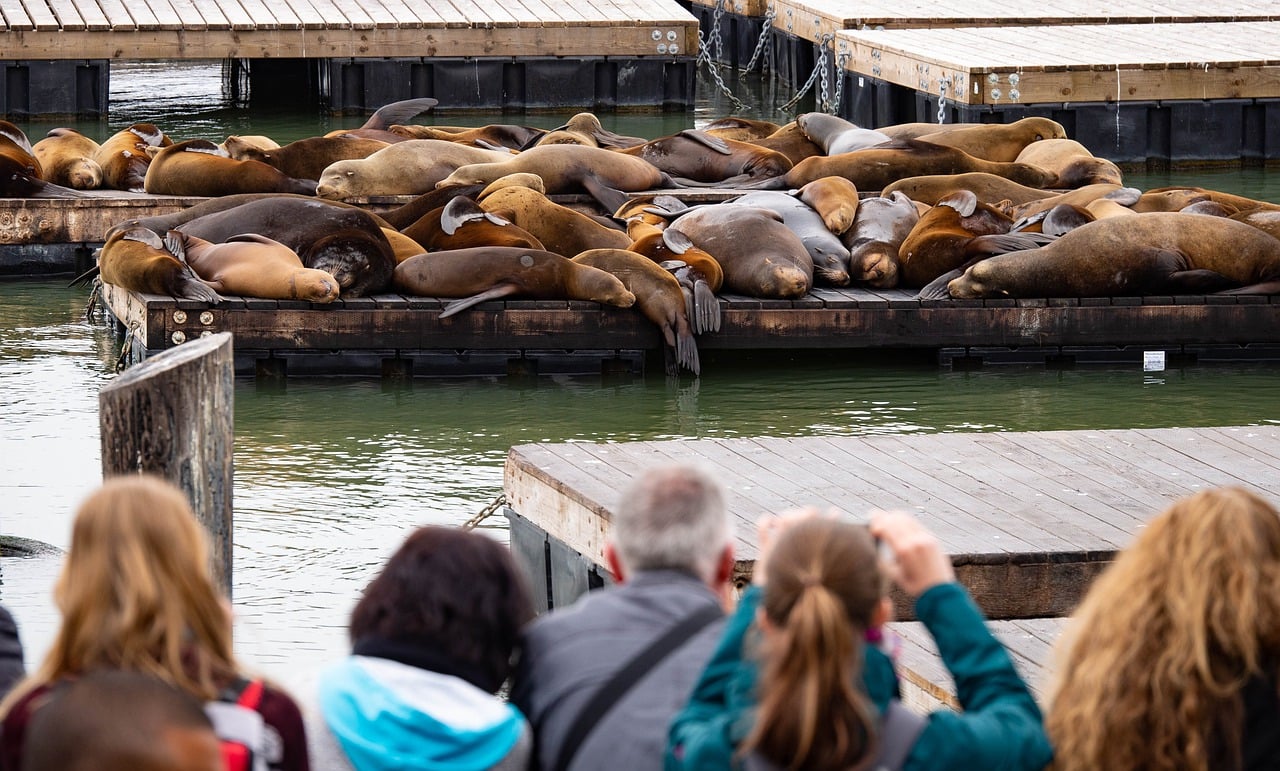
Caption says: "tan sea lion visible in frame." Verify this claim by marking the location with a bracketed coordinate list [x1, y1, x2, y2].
[479, 185, 631, 256]
[1130, 188, 1213, 213]
[668, 205, 813, 299]
[748, 122, 822, 165]
[225, 135, 390, 181]
[97, 226, 220, 303]
[32, 128, 102, 189]
[573, 248, 700, 376]
[702, 117, 784, 142]
[1084, 198, 1139, 220]
[393, 247, 636, 317]
[1014, 139, 1123, 188]
[1005, 184, 1139, 221]
[887, 117, 1069, 162]
[316, 140, 513, 199]
[842, 191, 920, 288]
[403, 195, 545, 252]
[93, 124, 171, 192]
[898, 189, 1047, 288]
[1139, 186, 1280, 213]
[947, 213, 1280, 298]
[625, 219, 723, 335]
[780, 138, 1056, 191]
[437, 144, 676, 202]
[381, 228, 428, 263]
[321, 97, 439, 143]
[218, 135, 280, 156]
[389, 123, 546, 151]
[615, 130, 792, 186]
[1230, 208, 1280, 240]
[796, 113, 892, 155]
[143, 140, 318, 196]
[164, 230, 339, 302]
[882, 172, 1055, 207]
[478, 172, 545, 198]
[796, 176, 859, 235]
[530, 113, 646, 150]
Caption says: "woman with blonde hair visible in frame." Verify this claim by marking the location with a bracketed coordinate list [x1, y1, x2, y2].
[668, 510, 1051, 771]
[0, 474, 309, 771]
[1047, 486, 1280, 771]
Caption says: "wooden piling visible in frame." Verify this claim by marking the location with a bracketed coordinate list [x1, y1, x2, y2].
[98, 332, 234, 597]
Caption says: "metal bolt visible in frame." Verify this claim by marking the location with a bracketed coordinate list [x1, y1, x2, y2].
[657, 43, 668, 53]
[200, 331, 212, 338]
[988, 73, 999, 84]
[669, 44, 679, 54]
[652, 29, 661, 40]
[1009, 73, 1020, 85]
[171, 331, 187, 344]
[200, 311, 214, 325]
[1010, 89, 1020, 100]
[173, 310, 187, 323]
[667, 30, 676, 40]
[991, 88, 1002, 100]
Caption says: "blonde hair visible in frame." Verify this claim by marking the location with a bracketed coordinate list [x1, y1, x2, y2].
[2, 475, 235, 715]
[1047, 486, 1280, 771]
[742, 519, 883, 770]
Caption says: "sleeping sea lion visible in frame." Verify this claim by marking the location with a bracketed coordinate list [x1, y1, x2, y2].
[388, 123, 546, 151]
[842, 191, 920, 288]
[225, 135, 390, 181]
[780, 139, 1056, 191]
[795, 176, 860, 235]
[615, 130, 792, 186]
[316, 140, 513, 199]
[437, 144, 676, 206]
[93, 124, 171, 192]
[143, 140, 317, 196]
[668, 205, 813, 299]
[165, 231, 339, 302]
[1014, 139, 1123, 188]
[728, 191, 851, 285]
[97, 225, 221, 303]
[479, 186, 630, 256]
[796, 113, 892, 155]
[885, 117, 1068, 162]
[402, 196, 545, 252]
[32, 128, 102, 190]
[898, 190, 1049, 288]
[626, 219, 723, 334]
[882, 172, 1056, 207]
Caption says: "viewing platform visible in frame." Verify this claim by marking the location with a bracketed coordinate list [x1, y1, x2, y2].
[502, 424, 1280, 705]
[0, 0, 699, 115]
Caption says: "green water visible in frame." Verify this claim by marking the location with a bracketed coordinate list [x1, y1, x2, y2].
[2, 61, 1280, 698]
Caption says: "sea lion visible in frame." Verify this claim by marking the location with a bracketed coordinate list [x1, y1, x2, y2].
[1014, 139, 1123, 188]
[164, 230, 339, 302]
[225, 135, 390, 181]
[898, 189, 1048, 288]
[388, 123, 546, 151]
[615, 130, 792, 186]
[528, 113, 646, 150]
[728, 191, 851, 285]
[479, 172, 545, 197]
[796, 113, 892, 155]
[1230, 208, 1280, 240]
[779, 138, 1056, 191]
[881, 172, 1055, 207]
[402, 195, 545, 252]
[218, 135, 280, 156]
[1138, 186, 1280, 214]
[796, 176, 859, 235]
[1005, 184, 1139, 221]
[842, 191, 920, 288]
[669, 205, 813, 299]
[437, 144, 676, 205]
[393, 247, 636, 317]
[748, 122, 822, 165]
[32, 128, 102, 189]
[573, 248, 700, 376]
[381, 228, 428, 263]
[159, 198, 396, 296]
[479, 186, 630, 256]
[143, 140, 318, 196]
[97, 225, 220, 303]
[1129, 187, 1213, 213]
[316, 140, 513, 199]
[702, 117, 783, 142]
[947, 213, 1280, 298]
[626, 218, 723, 334]
[887, 117, 1069, 162]
[93, 124, 171, 192]
[1180, 200, 1238, 218]
[0, 120, 41, 177]
[1084, 198, 1139, 220]
[322, 97, 439, 143]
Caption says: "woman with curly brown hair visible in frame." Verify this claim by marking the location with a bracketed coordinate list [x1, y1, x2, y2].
[1047, 486, 1280, 771]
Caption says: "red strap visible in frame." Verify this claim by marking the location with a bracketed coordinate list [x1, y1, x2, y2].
[237, 679, 264, 710]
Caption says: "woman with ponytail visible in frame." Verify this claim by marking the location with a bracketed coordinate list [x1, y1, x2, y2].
[667, 510, 1051, 771]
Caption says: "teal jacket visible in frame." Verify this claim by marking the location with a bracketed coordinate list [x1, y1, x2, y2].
[667, 582, 1052, 771]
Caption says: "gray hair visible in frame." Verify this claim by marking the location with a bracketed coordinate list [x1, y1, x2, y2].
[611, 464, 732, 582]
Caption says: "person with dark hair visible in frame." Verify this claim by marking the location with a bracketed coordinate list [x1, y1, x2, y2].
[20, 669, 223, 771]
[315, 525, 535, 771]
[668, 510, 1051, 771]
[0, 605, 22, 698]
[510, 464, 735, 771]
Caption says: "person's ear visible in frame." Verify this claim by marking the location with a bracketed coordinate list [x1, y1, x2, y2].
[714, 544, 735, 586]
[871, 595, 893, 628]
[604, 542, 627, 583]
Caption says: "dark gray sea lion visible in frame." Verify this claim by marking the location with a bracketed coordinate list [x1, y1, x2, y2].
[615, 130, 792, 186]
[729, 191, 851, 285]
[842, 191, 920, 288]
[796, 113, 892, 155]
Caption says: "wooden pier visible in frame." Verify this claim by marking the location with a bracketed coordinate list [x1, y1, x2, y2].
[503, 425, 1280, 705]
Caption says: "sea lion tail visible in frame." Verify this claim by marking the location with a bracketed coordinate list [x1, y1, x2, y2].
[1216, 280, 1280, 295]
[677, 326, 701, 377]
[581, 175, 630, 215]
[916, 268, 967, 300]
[693, 279, 721, 334]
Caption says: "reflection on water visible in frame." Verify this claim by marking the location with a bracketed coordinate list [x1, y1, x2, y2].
[3, 62, 1280, 698]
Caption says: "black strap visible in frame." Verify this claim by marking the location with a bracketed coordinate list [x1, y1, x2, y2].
[551, 603, 723, 771]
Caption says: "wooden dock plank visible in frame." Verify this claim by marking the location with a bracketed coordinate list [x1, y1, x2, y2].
[279, 0, 325, 28]
[0, 0, 34, 29]
[44, 0, 86, 28]
[66, 0, 109, 28]
[19, 0, 62, 29]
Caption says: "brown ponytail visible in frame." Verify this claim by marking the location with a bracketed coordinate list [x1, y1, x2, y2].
[742, 519, 884, 770]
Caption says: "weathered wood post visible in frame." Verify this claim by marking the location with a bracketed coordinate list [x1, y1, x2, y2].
[98, 332, 234, 597]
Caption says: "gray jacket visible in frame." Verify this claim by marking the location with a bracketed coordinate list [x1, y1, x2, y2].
[0, 605, 23, 699]
[510, 570, 726, 771]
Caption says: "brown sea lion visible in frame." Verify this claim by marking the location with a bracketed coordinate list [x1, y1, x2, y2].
[479, 186, 629, 256]
[529, 113, 646, 150]
[97, 226, 220, 303]
[780, 138, 1056, 191]
[1084, 198, 1139, 220]
[1230, 208, 1280, 240]
[93, 124, 171, 192]
[225, 135, 390, 181]
[898, 190, 1048, 288]
[322, 97, 439, 143]
[32, 128, 102, 190]
[702, 117, 784, 142]
[1139, 186, 1280, 213]
[164, 230, 339, 302]
[1129, 188, 1213, 213]
[1005, 184, 1139, 221]
[626, 218, 723, 334]
[842, 191, 920, 288]
[796, 113, 891, 155]
[389, 123, 546, 151]
[726, 192, 851, 285]
[668, 205, 813, 299]
[381, 228, 428, 263]
[218, 135, 280, 155]
[882, 172, 1055, 207]
[573, 248, 700, 376]
[143, 140, 317, 196]
[947, 213, 1280, 298]
[796, 176, 859, 235]
[0, 120, 41, 178]
[748, 122, 822, 165]
[615, 130, 792, 186]
[437, 144, 675, 203]
[0, 126, 65, 197]
[479, 172, 545, 197]
[316, 140, 513, 199]
[886, 117, 1069, 162]
[393, 247, 636, 317]
[403, 195, 545, 252]
[1014, 139, 1123, 188]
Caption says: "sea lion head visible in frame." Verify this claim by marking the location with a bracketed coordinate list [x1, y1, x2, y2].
[302, 228, 395, 296]
[850, 242, 900, 289]
[947, 261, 1008, 299]
[291, 268, 342, 303]
[567, 262, 635, 308]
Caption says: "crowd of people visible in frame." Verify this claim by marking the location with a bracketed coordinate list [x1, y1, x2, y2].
[2, 468, 1278, 771]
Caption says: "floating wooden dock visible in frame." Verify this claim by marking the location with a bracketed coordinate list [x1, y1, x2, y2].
[0, 0, 699, 115]
[503, 425, 1280, 706]
[99, 279, 1280, 376]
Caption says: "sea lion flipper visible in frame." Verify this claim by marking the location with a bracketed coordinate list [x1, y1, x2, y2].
[162, 230, 188, 262]
[676, 324, 701, 377]
[967, 232, 1054, 256]
[439, 283, 522, 318]
[580, 175, 629, 216]
[678, 129, 732, 155]
[693, 279, 721, 334]
[1163, 268, 1240, 294]
[1104, 186, 1143, 206]
[1216, 280, 1280, 295]
[360, 97, 439, 131]
[938, 190, 978, 217]
[916, 268, 966, 300]
[441, 196, 487, 235]
[662, 228, 693, 255]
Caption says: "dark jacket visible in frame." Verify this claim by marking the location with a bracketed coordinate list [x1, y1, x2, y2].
[667, 582, 1053, 771]
[0, 605, 22, 699]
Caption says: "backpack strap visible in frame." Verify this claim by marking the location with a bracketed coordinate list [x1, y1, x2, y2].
[236, 679, 264, 710]
[870, 701, 928, 771]
[552, 602, 723, 771]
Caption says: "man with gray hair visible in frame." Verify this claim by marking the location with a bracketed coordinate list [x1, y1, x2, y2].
[510, 464, 735, 771]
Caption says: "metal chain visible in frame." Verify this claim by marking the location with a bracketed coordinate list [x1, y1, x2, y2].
[937, 76, 952, 124]
[114, 320, 140, 373]
[829, 51, 850, 114]
[695, 0, 746, 112]
[779, 32, 834, 114]
[739, 4, 777, 74]
[461, 493, 508, 531]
